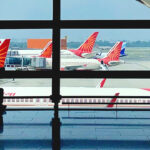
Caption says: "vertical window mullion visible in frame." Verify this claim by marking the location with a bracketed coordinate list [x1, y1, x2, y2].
[52, 0, 61, 102]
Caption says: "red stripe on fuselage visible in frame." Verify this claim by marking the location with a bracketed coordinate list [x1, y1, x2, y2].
[107, 93, 120, 108]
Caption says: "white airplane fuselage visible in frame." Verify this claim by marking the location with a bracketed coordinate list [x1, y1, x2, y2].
[8, 49, 82, 58]
[46, 58, 101, 70]
[61, 50, 80, 58]
[3, 87, 150, 109]
[61, 50, 97, 58]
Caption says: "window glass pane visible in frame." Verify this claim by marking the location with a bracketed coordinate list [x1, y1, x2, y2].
[1, 79, 51, 87]
[0, 29, 53, 70]
[61, 79, 150, 89]
[60, 78, 150, 109]
[0, 0, 52, 20]
[61, 29, 150, 71]
[1, 78, 52, 107]
[61, 0, 150, 20]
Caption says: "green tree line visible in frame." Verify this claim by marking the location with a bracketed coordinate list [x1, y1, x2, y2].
[9, 40, 150, 49]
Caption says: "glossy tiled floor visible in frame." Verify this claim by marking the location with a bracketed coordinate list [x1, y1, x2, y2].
[1, 110, 150, 150]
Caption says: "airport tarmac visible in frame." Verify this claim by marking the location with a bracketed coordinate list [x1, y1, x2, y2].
[1, 47, 150, 88]
[1, 77, 150, 89]
[1, 60, 150, 88]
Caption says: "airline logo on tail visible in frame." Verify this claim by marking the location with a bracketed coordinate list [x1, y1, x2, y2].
[69, 32, 99, 57]
[39, 41, 52, 58]
[77, 32, 99, 53]
[0, 39, 11, 68]
[105, 41, 123, 61]
[120, 42, 127, 57]
[97, 41, 123, 65]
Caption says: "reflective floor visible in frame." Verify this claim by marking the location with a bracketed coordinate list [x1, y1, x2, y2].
[1, 110, 150, 150]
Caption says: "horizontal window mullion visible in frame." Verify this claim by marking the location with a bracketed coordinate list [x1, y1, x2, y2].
[1, 20, 150, 29]
[60, 71, 150, 78]
[1, 71, 150, 78]
[60, 20, 150, 29]
[0, 71, 53, 78]
[0, 21, 53, 29]
[5, 108, 150, 111]
[4, 96, 150, 99]
[62, 96, 150, 99]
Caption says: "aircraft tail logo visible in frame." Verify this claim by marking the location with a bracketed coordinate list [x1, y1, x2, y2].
[0, 39, 11, 68]
[39, 41, 52, 58]
[120, 42, 127, 57]
[76, 32, 99, 53]
[104, 41, 123, 62]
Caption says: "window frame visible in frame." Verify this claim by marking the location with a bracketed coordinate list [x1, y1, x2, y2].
[1, 0, 150, 106]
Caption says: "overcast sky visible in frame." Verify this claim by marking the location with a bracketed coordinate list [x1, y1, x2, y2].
[0, 0, 150, 41]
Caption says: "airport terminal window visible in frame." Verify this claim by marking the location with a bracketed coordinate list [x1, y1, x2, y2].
[0, 0, 52, 20]
[61, 0, 150, 20]
[0, 0, 150, 106]
[61, 29, 150, 71]
[1, 29, 53, 71]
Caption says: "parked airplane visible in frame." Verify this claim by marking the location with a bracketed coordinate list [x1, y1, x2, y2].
[2, 79, 150, 109]
[3, 39, 123, 71]
[96, 41, 123, 66]
[45, 41, 123, 70]
[7, 32, 98, 59]
[61, 32, 99, 58]
[5, 41, 52, 70]
[0, 39, 11, 69]
[137, 0, 150, 8]
[94, 42, 127, 59]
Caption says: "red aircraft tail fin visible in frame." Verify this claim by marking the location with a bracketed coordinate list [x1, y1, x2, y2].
[39, 41, 52, 58]
[104, 41, 123, 62]
[0, 39, 11, 68]
[76, 32, 99, 53]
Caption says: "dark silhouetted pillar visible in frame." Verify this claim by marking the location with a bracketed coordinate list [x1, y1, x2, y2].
[51, 0, 61, 148]
[51, 95, 61, 150]
[52, 0, 61, 148]
[0, 68, 5, 71]
[0, 88, 6, 133]
[52, 103, 61, 150]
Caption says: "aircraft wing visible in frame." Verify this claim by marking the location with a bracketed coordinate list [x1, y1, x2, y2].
[81, 52, 97, 58]
[63, 65, 84, 71]
[61, 64, 103, 71]
[108, 60, 125, 66]
[137, 0, 150, 8]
